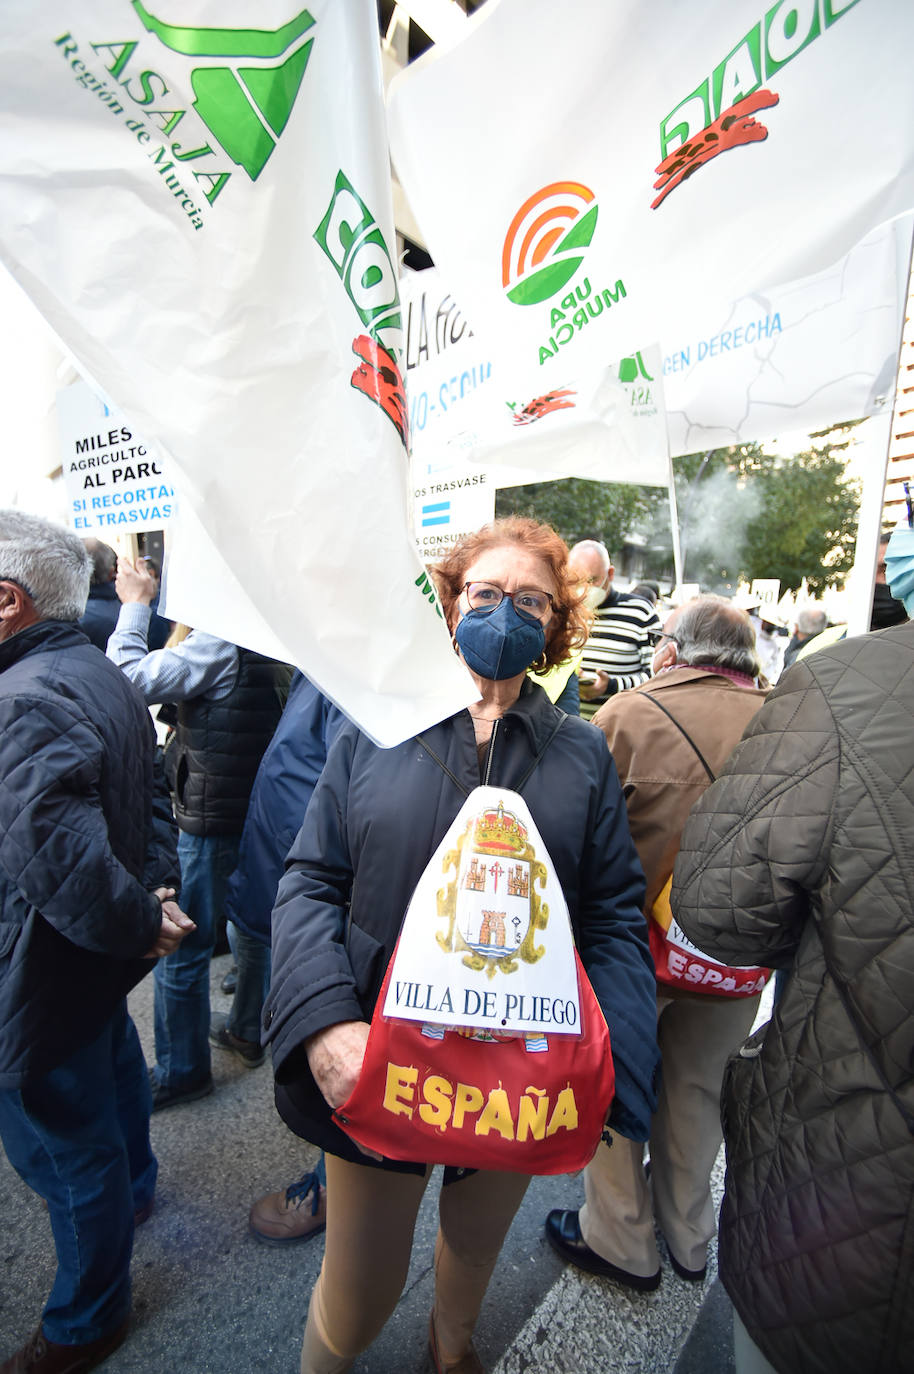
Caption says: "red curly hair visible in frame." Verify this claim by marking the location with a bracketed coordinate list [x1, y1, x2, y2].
[433, 517, 589, 669]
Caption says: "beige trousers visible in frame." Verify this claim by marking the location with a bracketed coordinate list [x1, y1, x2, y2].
[580, 992, 759, 1275]
[301, 1153, 531, 1374]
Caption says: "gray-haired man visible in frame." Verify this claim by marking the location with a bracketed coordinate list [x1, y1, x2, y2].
[546, 596, 767, 1289]
[0, 511, 191, 1374]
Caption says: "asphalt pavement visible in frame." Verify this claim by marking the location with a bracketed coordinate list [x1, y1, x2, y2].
[0, 954, 740, 1373]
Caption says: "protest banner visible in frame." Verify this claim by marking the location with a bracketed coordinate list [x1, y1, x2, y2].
[57, 380, 176, 536]
[388, 0, 914, 393]
[403, 268, 669, 488]
[0, 0, 475, 747]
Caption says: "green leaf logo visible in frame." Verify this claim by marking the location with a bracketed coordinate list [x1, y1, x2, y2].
[502, 182, 598, 307]
[132, 3, 315, 179]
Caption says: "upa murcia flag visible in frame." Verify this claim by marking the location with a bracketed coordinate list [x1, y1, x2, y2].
[0, 1, 476, 748]
[384, 786, 581, 1037]
[663, 211, 914, 454]
[388, 0, 914, 391]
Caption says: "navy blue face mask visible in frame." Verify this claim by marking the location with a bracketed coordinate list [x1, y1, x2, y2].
[454, 597, 546, 680]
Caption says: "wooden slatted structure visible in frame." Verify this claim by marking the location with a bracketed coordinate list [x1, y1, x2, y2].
[884, 261, 914, 527]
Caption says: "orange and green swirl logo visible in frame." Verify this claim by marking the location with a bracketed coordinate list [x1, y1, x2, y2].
[502, 182, 598, 307]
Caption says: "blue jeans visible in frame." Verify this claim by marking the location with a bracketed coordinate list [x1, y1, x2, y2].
[0, 1002, 156, 1344]
[153, 830, 239, 1090]
[226, 921, 271, 1044]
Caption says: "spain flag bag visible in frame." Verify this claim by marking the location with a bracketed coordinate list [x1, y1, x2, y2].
[332, 785, 614, 1174]
[641, 693, 769, 999]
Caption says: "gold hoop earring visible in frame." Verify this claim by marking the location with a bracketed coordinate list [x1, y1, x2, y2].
[532, 652, 548, 674]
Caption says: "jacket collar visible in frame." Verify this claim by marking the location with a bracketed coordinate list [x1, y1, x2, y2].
[493, 675, 560, 752]
[644, 664, 760, 693]
[0, 619, 90, 674]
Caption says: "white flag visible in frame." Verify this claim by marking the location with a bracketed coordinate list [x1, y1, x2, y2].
[388, 0, 914, 389]
[0, 0, 476, 747]
[402, 268, 669, 485]
[663, 213, 913, 454]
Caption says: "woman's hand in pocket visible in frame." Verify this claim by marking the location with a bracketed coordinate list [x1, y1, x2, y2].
[306, 1020, 382, 1160]
[305, 1019, 371, 1107]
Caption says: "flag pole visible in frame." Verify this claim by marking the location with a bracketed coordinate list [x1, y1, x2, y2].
[665, 442, 684, 596]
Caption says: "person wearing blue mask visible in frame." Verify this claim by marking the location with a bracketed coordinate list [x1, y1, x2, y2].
[263, 517, 658, 1374]
[885, 511, 914, 619]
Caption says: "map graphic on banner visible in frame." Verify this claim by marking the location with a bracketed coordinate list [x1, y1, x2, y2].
[57, 380, 176, 536]
[388, 0, 914, 395]
[0, 1, 476, 747]
[663, 213, 913, 454]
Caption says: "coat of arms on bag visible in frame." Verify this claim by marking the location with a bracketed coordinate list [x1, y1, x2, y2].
[436, 799, 548, 977]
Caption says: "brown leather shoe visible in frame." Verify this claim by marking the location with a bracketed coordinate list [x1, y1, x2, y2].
[248, 1171, 327, 1246]
[0, 1318, 129, 1374]
[428, 1313, 484, 1374]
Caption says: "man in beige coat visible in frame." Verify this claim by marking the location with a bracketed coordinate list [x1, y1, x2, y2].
[546, 595, 767, 1288]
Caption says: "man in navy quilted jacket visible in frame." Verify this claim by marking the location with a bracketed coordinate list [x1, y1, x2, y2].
[0, 511, 192, 1374]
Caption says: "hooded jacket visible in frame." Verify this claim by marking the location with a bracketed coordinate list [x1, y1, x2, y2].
[672, 624, 914, 1373]
[264, 679, 659, 1171]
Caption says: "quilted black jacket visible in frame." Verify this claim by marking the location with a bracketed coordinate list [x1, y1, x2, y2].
[0, 620, 180, 1086]
[672, 623, 914, 1373]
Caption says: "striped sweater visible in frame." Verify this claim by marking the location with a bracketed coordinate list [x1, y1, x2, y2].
[579, 590, 660, 719]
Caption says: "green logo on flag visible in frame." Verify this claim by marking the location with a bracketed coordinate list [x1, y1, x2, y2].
[131, 3, 315, 180]
[502, 181, 598, 307]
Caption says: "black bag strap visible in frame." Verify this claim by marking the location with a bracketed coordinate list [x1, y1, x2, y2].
[416, 713, 566, 799]
[641, 692, 716, 782]
[415, 734, 468, 796]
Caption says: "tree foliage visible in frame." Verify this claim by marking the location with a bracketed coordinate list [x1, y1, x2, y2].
[494, 424, 861, 596]
[493, 477, 656, 556]
[644, 428, 860, 594]
[739, 447, 860, 594]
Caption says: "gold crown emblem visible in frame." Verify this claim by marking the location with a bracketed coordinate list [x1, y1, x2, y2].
[474, 801, 528, 855]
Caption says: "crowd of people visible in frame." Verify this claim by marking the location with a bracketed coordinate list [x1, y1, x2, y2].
[0, 507, 911, 1374]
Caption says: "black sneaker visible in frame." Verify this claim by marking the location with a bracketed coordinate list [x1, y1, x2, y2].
[209, 1012, 265, 1068]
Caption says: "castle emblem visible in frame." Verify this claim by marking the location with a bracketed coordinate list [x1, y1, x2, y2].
[437, 799, 548, 978]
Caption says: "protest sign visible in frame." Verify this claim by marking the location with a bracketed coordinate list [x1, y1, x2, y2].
[388, 0, 914, 393]
[57, 380, 176, 536]
[412, 467, 495, 564]
[0, 0, 475, 747]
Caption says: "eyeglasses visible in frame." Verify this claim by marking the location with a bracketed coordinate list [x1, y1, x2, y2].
[463, 581, 555, 622]
[646, 629, 678, 646]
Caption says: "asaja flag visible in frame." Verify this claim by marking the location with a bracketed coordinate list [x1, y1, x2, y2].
[0, 0, 475, 747]
[387, 0, 914, 390]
